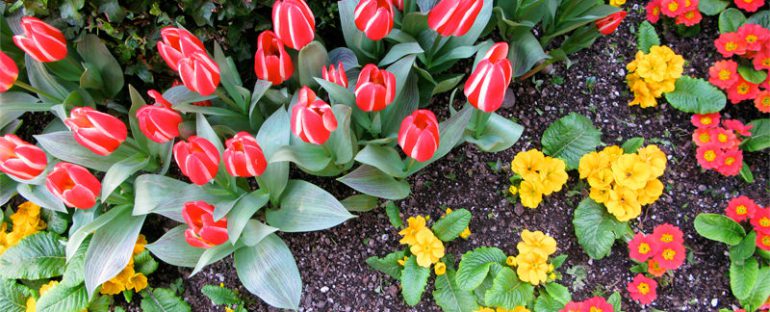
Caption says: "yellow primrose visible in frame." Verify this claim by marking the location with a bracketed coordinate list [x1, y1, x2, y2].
[476, 308, 495, 312]
[538, 158, 568, 195]
[397, 256, 408, 266]
[506, 256, 517, 267]
[460, 227, 472, 239]
[611, 154, 651, 190]
[508, 185, 518, 196]
[511, 149, 546, 182]
[637, 178, 664, 206]
[409, 228, 445, 268]
[589, 186, 611, 204]
[398, 215, 427, 246]
[578, 151, 610, 179]
[609, 0, 626, 6]
[587, 168, 614, 189]
[517, 230, 557, 258]
[600, 146, 624, 161]
[518, 180, 543, 209]
[606, 185, 642, 222]
[434, 262, 447, 276]
[516, 253, 550, 286]
[637, 145, 667, 178]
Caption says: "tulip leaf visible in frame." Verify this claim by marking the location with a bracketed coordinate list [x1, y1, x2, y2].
[163, 85, 217, 106]
[338, 165, 411, 200]
[456, 247, 507, 291]
[133, 174, 233, 221]
[433, 267, 479, 312]
[239, 220, 278, 247]
[339, 0, 381, 63]
[191, 242, 235, 276]
[77, 34, 124, 97]
[266, 180, 354, 232]
[465, 112, 524, 153]
[35, 283, 89, 312]
[226, 190, 271, 245]
[298, 41, 329, 88]
[541, 112, 602, 169]
[741, 119, 770, 152]
[0, 92, 38, 130]
[382, 71, 420, 136]
[0, 232, 66, 280]
[269, 144, 332, 173]
[66, 205, 126, 260]
[146, 226, 204, 268]
[234, 234, 301, 310]
[0, 279, 32, 312]
[379, 42, 424, 67]
[0, 175, 16, 207]
[248, 80, 272, 129]
[573, 198, 624, 259]
[694, 213, 746, 246]
[355, 144, 408, 178]
[101, 153, 149, 202]
[384, 55, 417, 123]
[484, 267, 535, 309]
[16, 183, 67, 212]
[256, 108, 291, 202]
[401, 256, 430, 306]
[328, 47, 360, 70]
[35, 131, 139, 172]
[341, 194, 379, 212]
[508, 30, 549, 77]
[316, 78, 356, 106]
[84, 207, 145, 297]
[25, 55, 69, 102]
[327, 105, 356, 164]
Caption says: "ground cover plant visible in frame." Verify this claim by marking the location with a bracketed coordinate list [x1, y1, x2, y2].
[0, 0, 769, 311]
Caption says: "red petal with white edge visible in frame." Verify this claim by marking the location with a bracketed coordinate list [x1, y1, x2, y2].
[411, 130, 439, 162]
[14, 145, 47, 171]
[302, 110, 330, 145]
[157, 41, 183, 69]
[185, 229, 211, 248]
[322, 109, 338, 131]
[428, 0, 460, 35]
[2, 160, 38, 180]
[185, 154, 216, 185]
[86, 111, 128, 142]
[453, 0, 482, 37]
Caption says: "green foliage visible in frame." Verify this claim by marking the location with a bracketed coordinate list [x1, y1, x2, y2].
[456, 247, 507, 290]
[573, 198, 625, 260]
[201, 284, 241, 306]
[484, 267, 535, 309]
[741, 119, 770, 152]
[542, 113, 603, 169]
[621, 137, 645, 154]
[637, 21, 660, 54]
[699, 0, 730, 16]
[694, 213, 746, 246]
[432, 209, 472, 242]
[719, 8, 747, 33]
[664, 76, 727, 114]
[0, 232, 66, 280]
[433, 268, 479, 312]
[730, 258, 758, 302]
[366, 250, 407, 280]
[36, 283, 89, 312]
[401, 256, 431, 306]
[140, 288, 191, 312]
[0, 280, 31, 312]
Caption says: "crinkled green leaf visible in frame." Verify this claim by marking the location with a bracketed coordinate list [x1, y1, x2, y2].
[541, 113, 602, 169]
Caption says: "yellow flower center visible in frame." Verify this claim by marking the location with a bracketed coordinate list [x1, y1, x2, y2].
[746, 35, 758, 43]
[761, 217, 770, 227]
[638, 282, 650, 295]
[638, 243, 651, 254]
[661, 233, 674, 243]
[663, 248, 676, 260]
[725, 42, 737, 51]
[718, 133, 728, 142]
[762, 97, 770, 106]
[762, 236, 770, 246]
[704, 150, 716, 162]
[718, 70, 731, 81]
[701, 117, 712, 125]
[698, 133, 711, 143]
[667, 2, 679, 11]
[762, 58, 770, 66]
[736, 205, 747, 215]
[653, 7, 660, 15]
[685, 11, 695, 18]
[738, 83, 750, 94]
[724, 156, 735, 166]
[743, 0, 753, 3]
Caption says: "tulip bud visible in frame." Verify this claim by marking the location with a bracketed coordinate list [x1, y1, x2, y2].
[427, 0, 483, 37]
[355, 64, 397, 112]
[173, 136, 220, 185]
[254, 30, 294, 86]
[136, 90, 183, 143]
[156, 27, 206, 70]
[273, 0, 316, 50]
[178, 51, 221, 96]
[0, 51, 19, 93]
[291, 86, 338, 145]
[46, 162, 101, 209]
[464, 42, 513, 113]
[12, 17, 67, 63]
[0, 134, 47, 180]
[398, 110, 440, 162]
[354, 0, 395, 41]
[322, 62, 349, 88]
[391, 0, 404, 10]
[224, 132, 267, 177]
[596, 11, 627, 36]
[182, 201, 228, 248]
[64, 107, 128, 156]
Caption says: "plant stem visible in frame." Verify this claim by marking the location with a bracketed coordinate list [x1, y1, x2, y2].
[215, 87, 241, 113]
[13, 81, 59, 101]
[471, 109, 491, 139]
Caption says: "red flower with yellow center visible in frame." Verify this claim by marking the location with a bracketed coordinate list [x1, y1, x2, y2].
[692, 128, 714, 146]
[715, 33, 746, 57]
[726, 196, 758, 222]
[646, 0, 662, 23]
[629, 233, 660, 262]
[660, 0, 684, 17]
[627, 274, 658, 305]
[755, 91, 770, 113]
[716, 148, 742, 176]
[647, 259, 667, 277]
[696, 143, 724, 169]
[675, 8, 701, 26]
[708, 60, 739, 89]
[727, 77, 759, 104]
[757, 232, 770, 251]
[691, 113, 721, 128]
[654, 243, 685, 270]
[734, 0, 765, 13]
[751, 208, 770, 234]
[754, 52, 770, 71]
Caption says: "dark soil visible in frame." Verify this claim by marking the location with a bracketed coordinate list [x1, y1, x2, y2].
[74, 1, 770, 311]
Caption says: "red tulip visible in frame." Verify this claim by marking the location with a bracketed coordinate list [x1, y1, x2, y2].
[46, 162, 101, 209]
[12, 17, 67, 63]
[596, 11, 627, 36]
[178, 51, 220, 96]
[156, 27, 205, 70]
[182, 201, 228, 248]
[224, 132, 267, 177]
[354, 0, 395, 41]
[173, 136, 220, 185]
[136, 90, 183, 143]
[398, 110, 440, 162]
[322, 62, 349, 88]
[0, 134, 47, 180]
[291, 86, 338, 145]
[254, 30, 294, 86]
[355, 64, 397, 112]
[464, 42, 512, 113]
[64, 107, 128, 156]
[273, 0, 316, 50]
[391, 0, 404, 10]
[427, 0, 483, 37]
[0, 51, 19, 93]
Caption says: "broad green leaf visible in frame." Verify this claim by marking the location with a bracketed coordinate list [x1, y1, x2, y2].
[637, 21, 660, 54]
[456, 247, 507, 290]
[573, 198, 624, 259]
[694, 213, 746, 246]
[401, 256, 430, 306]
[664, 76, 727, 114]
[146, 226, 204, 268]
[35, 131, 139, 172]
[741, 119, 770, 152]
[26, 55, 68, 102]
[431, 208, 472, 242]
[607, 292, 622, 311]
[140, 288, 191, 312]
[379, 42, 424, 67]
[535, 293, 564, 312]
[747, 10, 770, 28]
[225, 191, 270, 245]
[621, 137, 645, 153]
[719, 8, 746, 33]
[269, 144, 332, 173]
[234, 234, 302, 310]
[266, 180, 354, 232]
[327, 105, 356, 165]
[0, 232, 65, 280]
[699, 0, 730, 16]
[745, 267, 770, 310]
[201, 285, 241, 306]
[433, 268, 478, 312]
[544, 283, 571, 305]
[541, 113, 602, 169]
[730, 231, 757, 263]
[77, 34, 124, 97]
[508, 31, 548, 77]
[256, 108, 291, 202]
[730, 257, 758, 301]
[163, 85, 217, 106]
[0, 280, 31, 312]
[484, 267, 535, 309]
[101, 153, 149, 202]
[338, 165, 411, 200]
[366, 250, 406, 279]
[341, 194, 379, 212]
[36, 283, 89, 312]
[16, 183, 66, 212]
[328, 47, 360, 70]
[386, 201, 403, 228]
[191, 242, 235, 276]
[739, 162, 754, 184]
[237, 220, 277, 247]
[316, 78, 356, 106]
[133, 174, 232, 222]
[85, 208, 145, 296]
[298, 41, 329, 88]
[465, 112, 524, 153]
[66, 205, 125, 260]
[354, 144, 408, 178]
[738, 65, 768, 84]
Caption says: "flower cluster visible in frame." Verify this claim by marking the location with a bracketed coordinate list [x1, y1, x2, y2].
[509, 149, 569, 209]
[626, 45, 685, 108]
[627, 274, 658, 305]
[560, 296, 615, 312]
[506, 230, 558, 286]
[691, 113, 752, 176]
[100, 235, 149, 295]
[626, 224, 686, 305]
[710, 23, 770, 111]
[398, 215, 446, 268]
[725, 196, 770, 251]
[476, 306, 530, 312]
[0, 201, 46, 255]
[645, 0, 702, 26]
[578, 145, 667, 221]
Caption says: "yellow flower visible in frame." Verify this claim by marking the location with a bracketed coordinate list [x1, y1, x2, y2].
[508, 185, 518, 195]
[518, 180, 543, 209]
[26, 297, 35, 312]
[587, 168, 614, 189]
[100, 280, 123, 295]
[609, 0, 626, 6]
[626, 45, 683, 109]
[637, 178, 664, 205]
[636, 54, 669, 82]
[460, 227, 472, 239]
[578, 151, 610, 179]
[511, 149, 546, 182]
[409, 228, 445, 268]
[398, 216, 427, 245]
[611, 154, 651, 190]
[130, 273, 148, 292]
[636, 145, 667, 178]
[39, 280, 59, 296]
[600, 146, 624, 161]
[397, 256, 408, 266]
[517, 230, 557, 258]
[506, 256, 517, 267]
[476, 308, 495, 312]
[133, 235, 147, 256]
[516, 253, 550, 286]
[0, 202, 47, 255]
[538, 157, 568, 195]
[434, 262, 447, 276]
[606, 185, 642, 221]
[445, 208, 453, 215]
[225, 307, 235, 312]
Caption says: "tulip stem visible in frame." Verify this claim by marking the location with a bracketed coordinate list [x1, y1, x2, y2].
[13, 81, 59, 101]
[215, 88, 242, 113]
[471, 109, 491, 139]
[405, 158, 417, 173]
